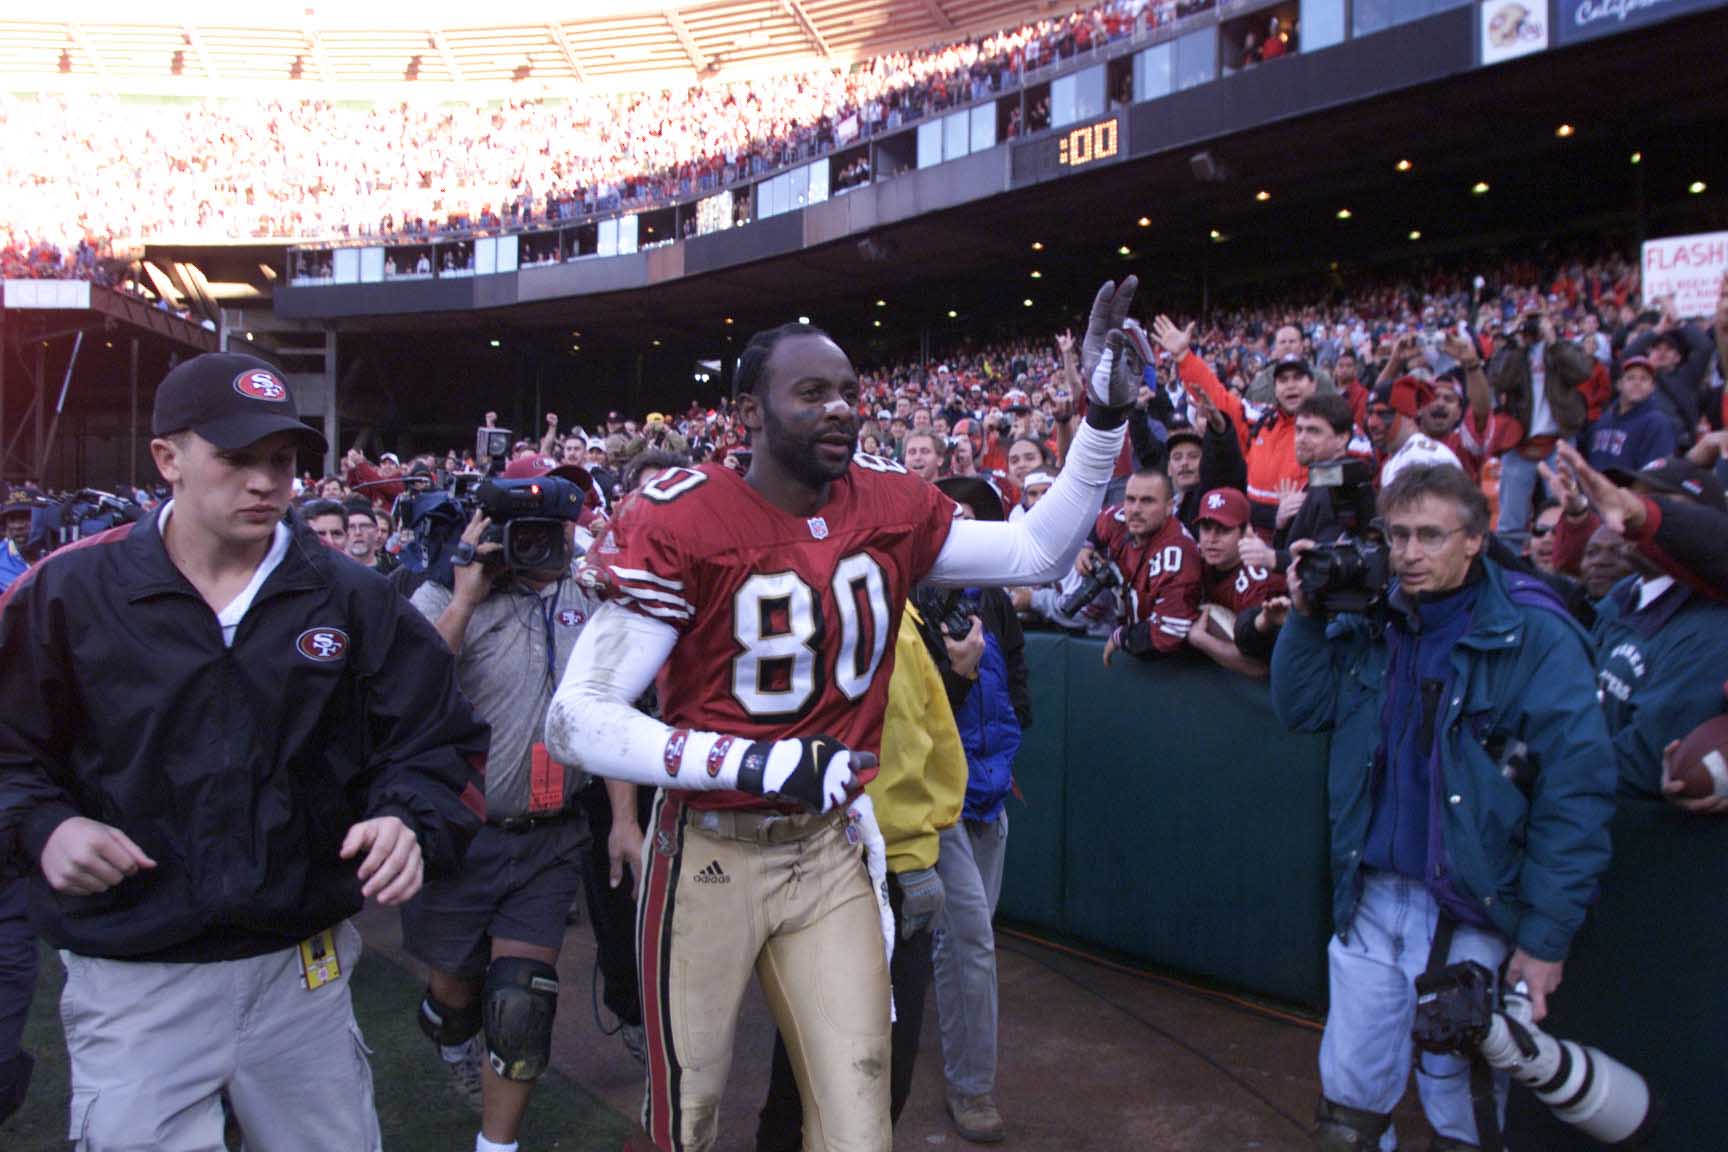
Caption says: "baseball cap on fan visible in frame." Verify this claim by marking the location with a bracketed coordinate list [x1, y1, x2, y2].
[152, 353, 327, 454]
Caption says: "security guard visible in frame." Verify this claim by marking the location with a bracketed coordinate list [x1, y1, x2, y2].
[0, 352, 489, 1152]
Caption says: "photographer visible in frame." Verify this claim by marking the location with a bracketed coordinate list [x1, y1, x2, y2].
[928, 475, 1031, 1145]
[406, 451, 597, 1152]
[1271, 463, 1615, 1151]
[0, 494, 39, 591]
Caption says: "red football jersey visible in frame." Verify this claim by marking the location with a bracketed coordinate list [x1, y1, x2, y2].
[1091, 508, 1202, 654]
[584, 455, 956, 810]
[1202, 560, 1287, 615]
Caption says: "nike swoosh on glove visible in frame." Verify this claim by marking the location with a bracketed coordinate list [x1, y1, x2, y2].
[895, 866, 945, 939]
[735, 735, 874, 814]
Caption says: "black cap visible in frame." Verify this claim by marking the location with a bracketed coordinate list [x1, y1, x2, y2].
[1272, 354, 1312, 378]
[1165, 426, 1205, 451]
[1606, 456, 1727, 513]
[151, 353, 327, 454]
[936, 476, 1005, 522]
[3, 488, 36, 516]
[1649, 330, 1687, 355]
[606, 409, 625, 422]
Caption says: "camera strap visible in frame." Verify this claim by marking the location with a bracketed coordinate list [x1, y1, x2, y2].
[1425, 914, 1504, 1152]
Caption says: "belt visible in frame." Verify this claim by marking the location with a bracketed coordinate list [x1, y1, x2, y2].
[1517, 435, 1559, 461]
[489, 809, 581, 833]
[690, 805, 849, 845]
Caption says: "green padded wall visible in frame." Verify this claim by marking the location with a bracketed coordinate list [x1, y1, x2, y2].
[1000, 633, 1332, 1007]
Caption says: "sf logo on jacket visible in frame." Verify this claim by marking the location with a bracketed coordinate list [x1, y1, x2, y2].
[296, 627, 350, 663]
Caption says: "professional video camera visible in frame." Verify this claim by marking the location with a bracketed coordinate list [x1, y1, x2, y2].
[1295, 457, 1388, 617]
[471, 475, 586, 573]
[1059, 558, 1123, 619]
[1413, 961, 1653, 1146]
[55, 489, 143, 545]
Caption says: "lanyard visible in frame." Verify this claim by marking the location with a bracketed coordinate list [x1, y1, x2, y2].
[536, 580, 563, 687]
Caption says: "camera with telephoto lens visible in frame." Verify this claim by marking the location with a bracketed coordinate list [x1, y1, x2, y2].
[473, 476, 586, 573]
[1059, 558, 1122, 618]
[1296, 457, 1388, 616]
[1413, 961, 1654, 1145]
[915, 585, 981, 639]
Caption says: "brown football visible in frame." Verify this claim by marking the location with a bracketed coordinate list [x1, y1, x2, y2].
[1670, 713, 1728, 799]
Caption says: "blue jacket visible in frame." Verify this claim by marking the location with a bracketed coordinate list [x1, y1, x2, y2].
[950, 587, 1029, 822]
[0, 541, 26, 593]
[1585, 394, 1677, 475]
[1271, 558, 1615, 961]
[1592, 576, 1728, 797]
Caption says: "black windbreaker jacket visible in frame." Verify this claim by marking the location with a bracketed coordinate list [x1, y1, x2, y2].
[0, 511, 489, 961]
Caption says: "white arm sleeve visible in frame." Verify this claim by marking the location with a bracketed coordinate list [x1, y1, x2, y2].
[545, 601, 754, 791]
[926, 419, 1125, 587]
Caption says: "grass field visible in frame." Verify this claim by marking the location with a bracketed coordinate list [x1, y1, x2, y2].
[2, 944, 633, 1151]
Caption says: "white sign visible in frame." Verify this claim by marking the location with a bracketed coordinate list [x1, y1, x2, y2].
[1642, 231, 1728, 320]
[1480, 0, 1549, 65]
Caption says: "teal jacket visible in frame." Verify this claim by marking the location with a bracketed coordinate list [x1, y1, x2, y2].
[1271, 559, 1615, 961]
[1592, 576, 1728, 797]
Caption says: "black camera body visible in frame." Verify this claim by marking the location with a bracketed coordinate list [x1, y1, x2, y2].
[915, 585, 981, 640]
[1298, 456, 1388, 616]
[1059, 559, 1122, 618]
[1413, 959, 1496, 1055]
[474, 476, 586, 573]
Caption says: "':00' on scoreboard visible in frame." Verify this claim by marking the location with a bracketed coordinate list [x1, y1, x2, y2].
[1011, 113, 1126, 187]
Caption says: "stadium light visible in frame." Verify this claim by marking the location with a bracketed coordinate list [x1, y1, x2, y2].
[1137, 216, 1151, 227]
[1408, 230, 1423, 241]
[723, 316, 734, 325]
[874, 299, 887, 307]
[1117, 245, 1130, 256]
[1208, 229, 1222, 241]
[1030, 241, 1044, 251]
[1555, 124, 1575, 138]
[489, 339, 501, 347]
[1335, 209, 1352, 220]
[873, 319, 882, 328]
[1029, 270, 1042, 279]
[1691, 181, 1708, 195]
[1255, 189, 1271, 202]
[1023, 298, 1034, 307]
[947, 309, 959, 318]
[1471, 182, 1490, 195]
[245, 332, 255, 341]
[797, 315, 810, 324]
[652, 339, 662, 347]
[1396, 159, 1413, 173]
[1630, 151, 1643, 165]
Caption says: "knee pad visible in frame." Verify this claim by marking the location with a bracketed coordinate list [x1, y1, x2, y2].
[1315, 1097, 1391, 1151]
[418, 988, 482, 1047]
[483, 957, 560, 1082]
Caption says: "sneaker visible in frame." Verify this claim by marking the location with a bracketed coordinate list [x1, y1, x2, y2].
[442, 1038, 486, 1112]
[946, 1091, 1006, 1144]
[620, 1022, 646, 1064]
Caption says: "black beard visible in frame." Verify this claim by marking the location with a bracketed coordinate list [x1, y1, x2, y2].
[763, 403, 851, 488]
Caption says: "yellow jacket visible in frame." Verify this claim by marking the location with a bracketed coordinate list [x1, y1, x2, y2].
[867, 604, 967, 873]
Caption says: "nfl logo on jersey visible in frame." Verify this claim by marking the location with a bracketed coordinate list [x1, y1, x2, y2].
[807, 516, 829, 540]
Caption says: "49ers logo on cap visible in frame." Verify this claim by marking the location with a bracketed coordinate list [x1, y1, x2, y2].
[233, 369, 289, 403]
[296, 626, 349, 663]
[1206, 493, 1226, 510]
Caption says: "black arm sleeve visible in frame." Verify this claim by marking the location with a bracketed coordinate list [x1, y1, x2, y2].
[1235, 607, 1278, 661]
[1202, 415, 1247, 493]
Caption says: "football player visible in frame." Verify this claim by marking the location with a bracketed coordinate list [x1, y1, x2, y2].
[547, 279, 1142, 1152]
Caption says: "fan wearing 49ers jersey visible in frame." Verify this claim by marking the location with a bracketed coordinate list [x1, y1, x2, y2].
[547, 279, 1144, 1152]
[1095, 468, 1202, 667]
[1192, 487, 1287, 678]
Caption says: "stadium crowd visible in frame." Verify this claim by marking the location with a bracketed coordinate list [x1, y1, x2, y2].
[0, 0, 1205, 257]
[3, 240, 1727, 1152]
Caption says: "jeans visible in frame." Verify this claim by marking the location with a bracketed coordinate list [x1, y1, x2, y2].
[1320, 872, 1510, 1150]
[1495, 448, 1551, 550]
[932, 812, 1008, 1098]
